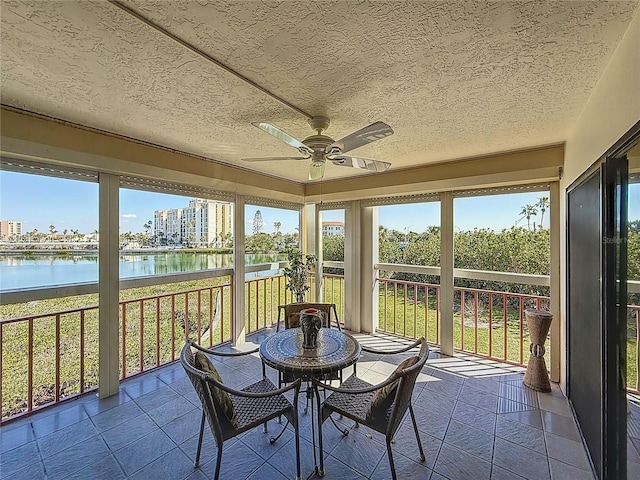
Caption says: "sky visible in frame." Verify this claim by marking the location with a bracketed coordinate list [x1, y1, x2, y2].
[1, 169, 638, 234]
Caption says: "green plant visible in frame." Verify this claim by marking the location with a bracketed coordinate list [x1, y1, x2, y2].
[283, 248, 316, 302]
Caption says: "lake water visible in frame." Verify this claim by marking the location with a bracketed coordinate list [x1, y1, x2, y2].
[0, 252, 287, 291]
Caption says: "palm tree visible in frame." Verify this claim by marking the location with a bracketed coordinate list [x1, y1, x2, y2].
[519, 205, 538, 230]
[274, 221, 281, 234]
[536, 196, 550, 227]
[143, 220, 153, 246]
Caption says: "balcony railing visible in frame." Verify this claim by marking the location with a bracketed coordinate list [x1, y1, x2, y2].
[120, 283, 233, 377]
[322, 272, 346, 321]
[1, 282, 236, 423]
[378, 278, 440, 345]
[245, 274, 291, 333]
[377, 278, 550, 366]
[630, 303, 640, 393]
[376, 267, 640, 394]
[1, 266, 638, 424]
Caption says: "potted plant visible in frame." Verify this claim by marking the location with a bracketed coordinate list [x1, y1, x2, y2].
[283, 248, 317, 303]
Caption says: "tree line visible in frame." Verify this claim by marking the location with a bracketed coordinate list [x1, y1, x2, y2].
[323, 225, 640, 298]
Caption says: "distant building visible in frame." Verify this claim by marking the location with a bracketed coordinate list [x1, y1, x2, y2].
[154, 199, 232, 247]
[322, 221, 344, 237]
[0, 220, 22, 241]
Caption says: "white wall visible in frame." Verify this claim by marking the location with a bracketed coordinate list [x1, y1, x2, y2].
[559, 8, 640, 388]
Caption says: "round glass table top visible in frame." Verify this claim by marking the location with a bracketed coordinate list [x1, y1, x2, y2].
[259, 328, 361, 378]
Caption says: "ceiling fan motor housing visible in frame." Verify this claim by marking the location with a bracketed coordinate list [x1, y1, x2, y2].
[245, 117, 393, 179]
[302, 134, 336, 155]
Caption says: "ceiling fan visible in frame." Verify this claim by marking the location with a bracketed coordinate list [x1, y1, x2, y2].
[242, 116, 393, 180]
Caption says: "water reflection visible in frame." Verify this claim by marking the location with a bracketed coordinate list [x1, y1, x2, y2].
[0, 252, 287, 291]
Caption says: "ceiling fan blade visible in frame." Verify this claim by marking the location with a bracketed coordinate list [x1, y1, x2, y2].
[241, 156, 309, 162]
[309, 161, 326, 180]
[329, 121, 394, 154]
[251, 122, 313, 155]
[330, 156, 391, 172]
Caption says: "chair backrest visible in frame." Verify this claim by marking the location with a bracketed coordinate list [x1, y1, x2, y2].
[280, 302, 341, 330]
[385, 338, 429, 438]
[180, 341, 228, 445]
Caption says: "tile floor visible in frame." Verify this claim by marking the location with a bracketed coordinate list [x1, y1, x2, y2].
[2, 331, 639, 479]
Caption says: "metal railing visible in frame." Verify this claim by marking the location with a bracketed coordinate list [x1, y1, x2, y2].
[377, 266, 640, 391]
[376, 263, 552, 368]
[0, 281, 235, 423]
[120, 283, 233, 377]
[245, 274, 291, 333]
[629, 303, 640, 394]
[322, 272, 345, 321]
[376, 278, 550, 366]
[453, 287, 549, 365]
[0, 263, 285, 423]
[2, 265, 637, 423]
[378, 278, 441, 345]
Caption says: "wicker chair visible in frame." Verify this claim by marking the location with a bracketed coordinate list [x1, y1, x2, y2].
[180, 340, 302, 480]
[312, 337, 429, 479]
[277, 302, 342, 331]
[274, 302, 343, 414]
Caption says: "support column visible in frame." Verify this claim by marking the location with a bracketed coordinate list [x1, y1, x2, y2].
[233, 194, 246, 345]
[344, 200, 362, 332]
[315, 205, 323, 302]
[440, 192, 454, 356]
[549, 182, 561, 382]
[301, 204, 317, 300]
[98, 173, 120, 398]
[360, 206, 378, 333]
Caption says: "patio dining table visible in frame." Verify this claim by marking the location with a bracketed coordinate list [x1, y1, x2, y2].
[260, 327, 361, 477]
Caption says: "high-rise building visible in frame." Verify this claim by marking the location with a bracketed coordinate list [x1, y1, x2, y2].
[154, 199, 232, 247]
[322, 221, 344, 237]
[0, 220, 23, 241]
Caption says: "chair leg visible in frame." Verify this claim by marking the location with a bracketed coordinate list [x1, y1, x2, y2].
[269, 419, 290, 445]
[293, 413, 301, 480]
[263, 421, 268, 433]
[315, 388, 325, 476]
[409, 404, 426, 462]
[386, 438, 398, 480]
[195, 411, 206, 467]
[214, 444, 223, 480]
[303, 380, 311, 415]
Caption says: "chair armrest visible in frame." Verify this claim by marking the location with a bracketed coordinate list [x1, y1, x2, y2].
[360, 337, 423, 355]
[188, 339, 259, 357]
[202, 371, 302, 398]
[276, 305, 285, 332]
[311, 375, 397, 395]
[330, 304, 342, 331]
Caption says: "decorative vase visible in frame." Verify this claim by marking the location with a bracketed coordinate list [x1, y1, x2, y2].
[523, 308, 553, 392]
[300, 308, 321, 349]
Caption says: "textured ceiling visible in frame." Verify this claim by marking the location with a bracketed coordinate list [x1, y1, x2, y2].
[1, 0, 638, 183]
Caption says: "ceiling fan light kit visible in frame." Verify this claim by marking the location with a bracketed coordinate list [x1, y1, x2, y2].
[244, 116, 393, 180]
